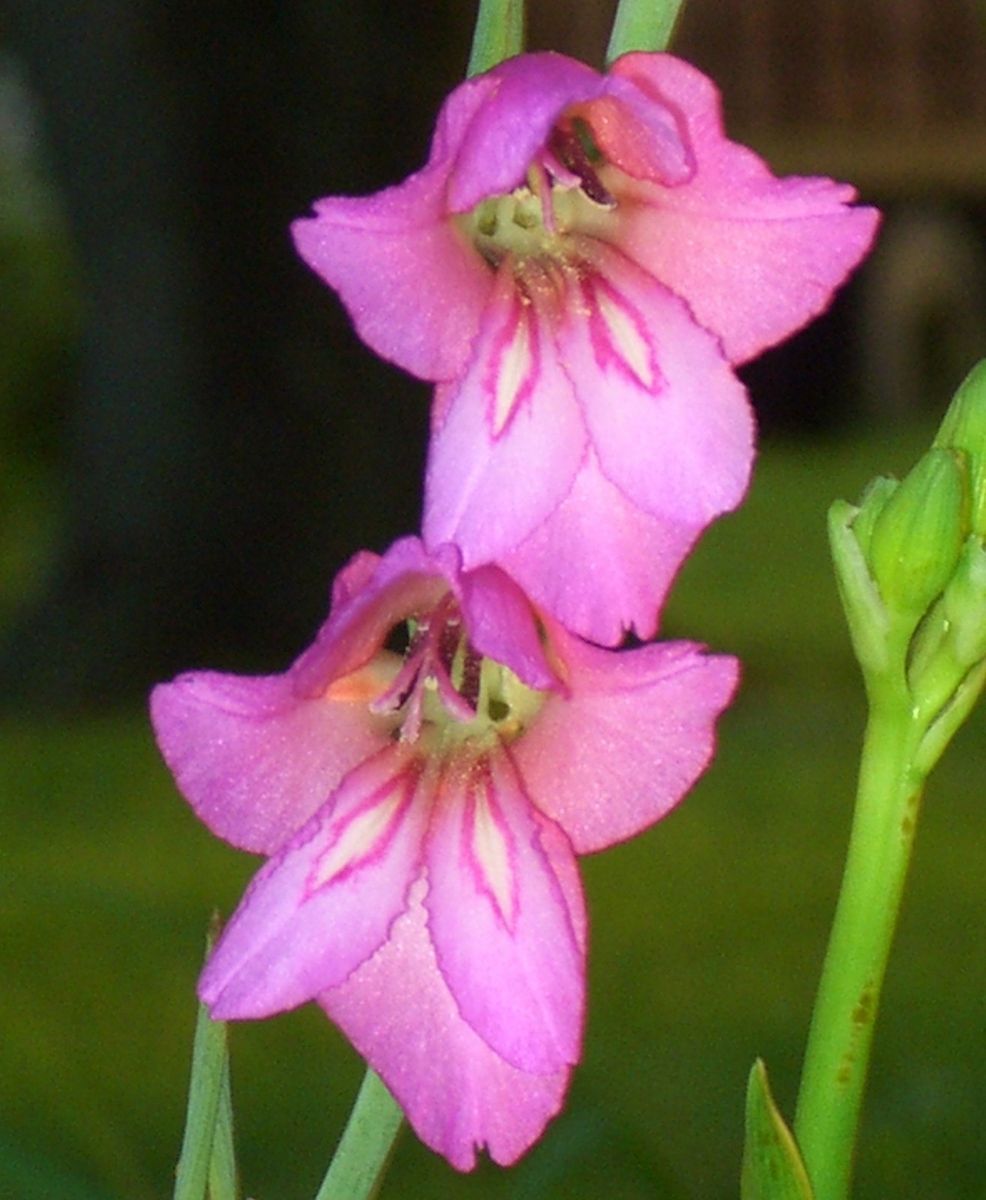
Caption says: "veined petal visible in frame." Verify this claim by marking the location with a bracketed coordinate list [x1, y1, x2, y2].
[320, 878, 574, 1170]
[424, 749, 584, 1074]
[200, 744, 428, 1018]
[561, 245, 754, 527]
[500, 449, 703, 644]
[513, 633, 739, 853]
[423, 264, 587, 563]
[606, 53, 880, 364]
[150, 669, 391, 855]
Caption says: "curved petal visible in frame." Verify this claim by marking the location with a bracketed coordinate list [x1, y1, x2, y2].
[606, 53, 880, 363]
[150, 669, 391, 855]
[200, 745, 428, 1017]
[291, 73, 502, 381]
[423, 749, 584, 1074]
[513, 634, 739, 853]
[292, 538, 457, 696]
[578, 73, 692, 185]
[500, 452, 705, 646]
[320, 877, 576, 1170]
[458, 563, 561, 692]
[561, 245, 754, 526]
[447, 53, 605, 211]
[423, 263, 587, 563]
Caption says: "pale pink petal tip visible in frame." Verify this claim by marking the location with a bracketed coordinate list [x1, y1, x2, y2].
[321, 879, 575, 1170]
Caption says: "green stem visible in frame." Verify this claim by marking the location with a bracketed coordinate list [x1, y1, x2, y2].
[467, 0, 525, 77]
[606, 0, 686, 62]
[314, 1067, 404, 1200]
[793, 691, 924, 1200]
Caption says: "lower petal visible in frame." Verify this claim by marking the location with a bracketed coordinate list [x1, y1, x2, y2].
[500, 449, 704, 645]
[200, 744, 427, 1018]
[560, 247, 755, 528]
[320, 877, 573, 1171]
[424, 749, 585, 1074]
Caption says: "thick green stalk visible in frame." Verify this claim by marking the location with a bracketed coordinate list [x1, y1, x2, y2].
[606, 0, 685, 61]
[793, 689, 924, 1200]
[467, 0, 525, 77]
[314, 1068, 404, 1200]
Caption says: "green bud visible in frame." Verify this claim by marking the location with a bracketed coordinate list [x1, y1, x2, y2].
[943, 536, 986, 667]
[850, 475, 898, 558]
[868, 448, 965, 620]
[934, 359, 986, 537]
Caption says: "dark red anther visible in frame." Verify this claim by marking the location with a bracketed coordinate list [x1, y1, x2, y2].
[548, 126, 614, 207]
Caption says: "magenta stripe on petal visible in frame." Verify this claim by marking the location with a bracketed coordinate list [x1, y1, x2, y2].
[199, 744, 428, 1018]
[424, 748, 584, 1074]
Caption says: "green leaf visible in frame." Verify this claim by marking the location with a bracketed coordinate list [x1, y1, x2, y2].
[174, 923, 238, 1200]
[467, 0, 525, 77]
[741, 1060, 814, 1200]
[314, 1067, 404, 1200]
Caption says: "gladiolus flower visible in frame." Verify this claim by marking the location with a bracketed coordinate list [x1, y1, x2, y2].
[293, 52, 879, 644]
[151, 537, 737, 1168]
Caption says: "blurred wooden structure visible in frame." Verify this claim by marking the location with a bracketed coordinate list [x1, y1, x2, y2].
[676, 0, 986, 195]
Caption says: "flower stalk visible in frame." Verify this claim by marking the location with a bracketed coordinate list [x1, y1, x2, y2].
[467, 0, 525, 77]
[793, 686, 923, 1200]
[606, 0, 687, 61]
[795, 366, 986, 1200]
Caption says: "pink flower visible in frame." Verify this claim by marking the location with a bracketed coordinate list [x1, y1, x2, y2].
[151, 537, 738, 1168]
[293, 52, 879, 645]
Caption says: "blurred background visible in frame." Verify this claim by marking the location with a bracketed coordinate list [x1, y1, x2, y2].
[1, 1, 985, 1197]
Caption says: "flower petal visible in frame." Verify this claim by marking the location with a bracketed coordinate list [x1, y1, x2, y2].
[446, 53, 607, 211]
[291, 537, 455, 696]
[291, 73, 501, 381]
[606, 52, 880, 364]
[423, 263, 587, 563]
[500, 449, 703, 644]
[199, 745, 428, 1017]
[512, 633, 739, 853]
[150, 669, 391, 855]
[321, 878, 575, 1170]
[423, 749, 584, 1074]
[560, 245, 754, 527]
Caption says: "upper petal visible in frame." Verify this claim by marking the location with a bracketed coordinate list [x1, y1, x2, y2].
[606, 52, 880, 363]
[150, 668, 391, 855]
[446, 53, 606, 211]
[291, 72, 502, 381]
[500, 449, 704, 644]
[423, 749, 584, 1074]
[320, 877, 575, 1170]
[291, 537, 457, 696]
[423, 263, 588, 565]
[513, 632, 739, 853]
[199, 744, 428, 1017]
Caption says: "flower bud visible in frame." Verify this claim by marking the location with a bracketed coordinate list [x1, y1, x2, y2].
[943, 536, 986, 668]
[868, 448, 965, 621]
[935, 358, 986, 537]
[850, 475, 898, 558]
